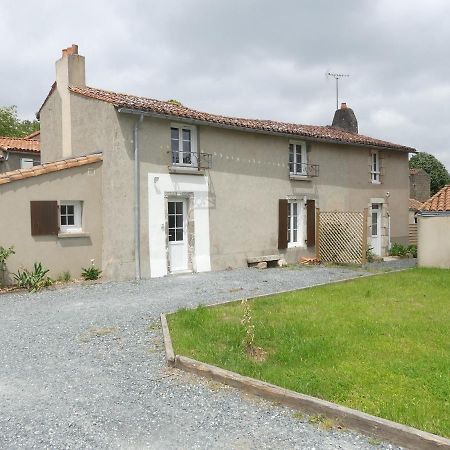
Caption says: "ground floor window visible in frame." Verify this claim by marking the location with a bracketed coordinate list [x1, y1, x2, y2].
[60, 201, 82, 233]
[20, 158, 35, 169]
[288, 200, 305, 247]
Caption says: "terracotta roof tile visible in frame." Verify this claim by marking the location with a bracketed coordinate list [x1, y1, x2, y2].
[0, 136, 40, 154]
[420, 185, 450, 212]
[0, 153, 102, 186]
[23, 130, 40, 140]
[409, 198, 423, 211]
[69, 85, 416, 153]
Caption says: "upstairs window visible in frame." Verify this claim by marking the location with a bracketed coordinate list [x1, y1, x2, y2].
[171, 125, 197, 166]
[289, 141, 307, 176]
[371, 150, 381, 183]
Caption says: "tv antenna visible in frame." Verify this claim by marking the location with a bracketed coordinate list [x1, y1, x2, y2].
[327, 72, 350, 110]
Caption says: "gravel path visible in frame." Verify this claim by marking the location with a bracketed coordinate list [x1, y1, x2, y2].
[0, 262, 414, 449]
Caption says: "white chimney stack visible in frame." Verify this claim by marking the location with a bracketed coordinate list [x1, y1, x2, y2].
[56, 44, 85, 157]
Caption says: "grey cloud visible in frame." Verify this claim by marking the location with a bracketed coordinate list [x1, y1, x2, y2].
[0, 0, 449, 167]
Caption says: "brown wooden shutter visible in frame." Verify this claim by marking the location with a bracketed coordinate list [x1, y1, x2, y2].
[306, 200, 316, 247]
[278, 199, 288, 250]
[30, 201, 59, 236]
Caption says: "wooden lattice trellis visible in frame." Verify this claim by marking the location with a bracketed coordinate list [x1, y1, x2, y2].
[316, 209, 368, 264]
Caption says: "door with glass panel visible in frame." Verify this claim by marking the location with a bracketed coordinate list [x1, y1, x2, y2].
[168, 198, 189, 272]
[370, 203, 382, 256]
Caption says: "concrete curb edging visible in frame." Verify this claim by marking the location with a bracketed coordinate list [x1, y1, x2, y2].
[160, 313, 175, 366]
[161, 306, 450, 449]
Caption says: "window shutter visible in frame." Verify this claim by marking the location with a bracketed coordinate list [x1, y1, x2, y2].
[278, 199, 288, 250]
[306, 200, 316, 247]
[30, 201, 59, 236]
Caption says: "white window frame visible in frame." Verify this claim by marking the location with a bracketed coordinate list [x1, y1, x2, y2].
[170, 123, 198, 167]
[20, 158, 35, 169]
[59, 201, 83, 233]
[289, 140, 308, 176]
[287, 199, 306, 248]
[371, 150, 381, 184]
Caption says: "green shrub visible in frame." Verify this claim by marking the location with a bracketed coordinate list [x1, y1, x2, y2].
[81, 261, 102, 281]
[389, 243, 407, 257]
[14, 262, 53, 293]
[366, 246, 375, 262]
[407, 244, 418, 258]
[0, 245, 15, 286]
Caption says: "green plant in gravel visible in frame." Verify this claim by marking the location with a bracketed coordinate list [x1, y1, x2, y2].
[365, 246, 375, 263]
[389, 243, 407, 257]
[81, 259, 102, 281]
[406, 244, 417, 258]
[0, 245, 15, 286]
[168, 268, 450, 437]
[57, 271, 72, 282]
[14, 262, 53, 292]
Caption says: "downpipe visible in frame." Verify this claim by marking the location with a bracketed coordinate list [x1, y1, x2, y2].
[134, 114, 144, 280]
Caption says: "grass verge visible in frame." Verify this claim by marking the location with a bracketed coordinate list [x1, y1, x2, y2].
[168, 268, 450, 437]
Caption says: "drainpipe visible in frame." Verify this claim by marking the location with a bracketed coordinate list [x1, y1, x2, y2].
[134, 114, 144, 280]
[387, 212, 391, 250]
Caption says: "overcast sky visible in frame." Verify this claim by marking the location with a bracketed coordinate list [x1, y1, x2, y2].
[1, 0, 449, 168]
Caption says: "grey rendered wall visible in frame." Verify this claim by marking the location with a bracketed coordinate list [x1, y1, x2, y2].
[39, 90, 63, 163]
[198, 126, 409, 269]
[0, 163, 102, 282]
[418, 215, 450, 268]
[0, 152, 40, 173]
[410, 170, 431, 202]
[65, 93, 410, 278]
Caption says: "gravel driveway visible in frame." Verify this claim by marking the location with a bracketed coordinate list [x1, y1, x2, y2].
[0, 262, 414, 449]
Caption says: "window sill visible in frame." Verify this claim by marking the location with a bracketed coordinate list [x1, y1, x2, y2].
[288, 242, 306, 248]
[371, 181, 382, 185]
[58, 232, 90, 239]
[168, 166, 205, 175]
[290, 174, 312, 181]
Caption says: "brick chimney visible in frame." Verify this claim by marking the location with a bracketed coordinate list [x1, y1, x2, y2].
[331, 102, 358, 133]
[56, 44, 85, 158]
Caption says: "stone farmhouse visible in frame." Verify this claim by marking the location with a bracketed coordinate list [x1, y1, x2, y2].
[0, 45, 415, 281]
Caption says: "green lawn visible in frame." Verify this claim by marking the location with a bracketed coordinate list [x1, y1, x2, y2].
[168, 268, 450, 437]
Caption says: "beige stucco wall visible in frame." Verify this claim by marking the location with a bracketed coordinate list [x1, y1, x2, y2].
[40, 89, 63, 163]
[0, 163, 102, 283]
[417, 215, 450, 268]
[44, 92, 410, 279]
[0, 152, 40, 173]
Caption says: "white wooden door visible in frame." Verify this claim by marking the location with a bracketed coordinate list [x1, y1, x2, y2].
[168, 198, 189, 272]
[371, 203, 382, 256]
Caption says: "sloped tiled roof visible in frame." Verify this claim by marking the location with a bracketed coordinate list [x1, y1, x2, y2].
[23, 130, 40, 140]
[409, 198, 423, 211]
[0, 153, 102, 186]
[67, 85, 416, 153]
[0, 136, 40, 154]
[420, 185, 450, 212]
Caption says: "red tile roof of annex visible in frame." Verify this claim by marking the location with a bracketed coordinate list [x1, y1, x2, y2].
[420, 185, 450, 212]
[0, 136, 40, 154]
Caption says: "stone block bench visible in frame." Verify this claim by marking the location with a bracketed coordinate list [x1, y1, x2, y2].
[247, 255, 285, 269]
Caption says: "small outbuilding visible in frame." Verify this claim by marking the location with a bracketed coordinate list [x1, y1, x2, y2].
[417, 185, 450, 268]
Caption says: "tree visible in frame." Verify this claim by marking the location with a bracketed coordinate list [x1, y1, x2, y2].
[409, 152, 450, 195]
[0, 105, 39, 137]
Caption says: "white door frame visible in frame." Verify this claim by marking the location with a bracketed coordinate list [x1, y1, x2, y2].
[148, 173, 211, 278]
[167, 197, 189, 273]
[370, 203, 382, 256]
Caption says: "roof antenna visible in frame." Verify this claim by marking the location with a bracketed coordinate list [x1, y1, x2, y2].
[327, 72, 350, 110]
